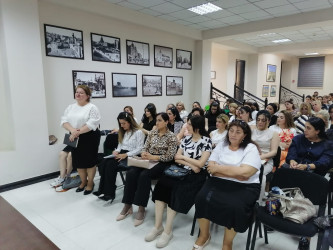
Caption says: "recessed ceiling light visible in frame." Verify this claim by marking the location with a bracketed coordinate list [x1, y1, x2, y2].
[272, 39, 291, 43]
[258, 33, 276, 37]
[188, 3, 222, 15]
[305, 52, 319, 55]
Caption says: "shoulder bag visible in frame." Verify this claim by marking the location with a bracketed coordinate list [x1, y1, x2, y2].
[164, 164, 191, 180]
[128, 156, 158, 169]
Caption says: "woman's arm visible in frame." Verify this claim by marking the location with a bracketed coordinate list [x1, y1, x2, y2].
[260, 132, 279, 160]
[175, 151, 211, 169]
[207, 161, 258, 181]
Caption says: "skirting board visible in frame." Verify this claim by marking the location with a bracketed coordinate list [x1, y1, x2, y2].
[0, 172, 59, 193]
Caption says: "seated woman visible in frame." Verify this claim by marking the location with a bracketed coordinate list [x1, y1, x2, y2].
[205, 101, 223, 133]
[166, 107, 184, 135]
[266, 103, 278, 127]
[145, 116, 212, 248]
[140, 103, 157, 135]
[269, 110, 297, 167]
[285, 99, 298, 118]
[294, 102, 312, 134]
[285, 117, 333, 176]
[239, 106, 256, 126]
[177, 108, 206, 142]
[94, 112, 145, 201]
[228, 103, 238, 123]
[193, 120, 261, 250]
[210, 114, 229, 148]
[251, 110, 279, 200]
[117, 112, 178, 226]
[176, 101, 188, 122]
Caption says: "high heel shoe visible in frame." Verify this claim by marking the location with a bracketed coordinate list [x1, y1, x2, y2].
[98, 195, 114, 202]
[83, 184, 95, 195]
[76, 185, 86, 192]
[116, 207, 133, 221]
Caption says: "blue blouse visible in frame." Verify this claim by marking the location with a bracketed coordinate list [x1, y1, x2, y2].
[286, 134, 333, 176]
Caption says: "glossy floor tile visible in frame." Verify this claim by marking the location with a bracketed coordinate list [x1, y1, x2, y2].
[1, 175, 328, 250]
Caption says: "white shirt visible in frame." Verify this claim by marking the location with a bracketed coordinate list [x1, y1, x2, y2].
[60, 102, 100, 130]
[209, 143, 261, 184]
[115, 129, 145, 157]
[179, 110, 189, 122]
[210, 129, 227, 145]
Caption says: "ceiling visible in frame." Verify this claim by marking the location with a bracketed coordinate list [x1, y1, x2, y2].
[106, 0, 333, 56]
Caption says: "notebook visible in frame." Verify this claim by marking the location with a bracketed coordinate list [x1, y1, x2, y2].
[63, 133, 79, 148]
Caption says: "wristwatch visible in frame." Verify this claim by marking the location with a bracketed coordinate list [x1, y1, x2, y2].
[306, 164, 311, 171]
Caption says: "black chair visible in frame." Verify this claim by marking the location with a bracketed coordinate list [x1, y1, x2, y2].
[250, 168, 329, 250]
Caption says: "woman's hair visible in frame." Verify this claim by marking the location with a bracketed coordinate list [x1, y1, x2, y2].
[251, 102, 260, 111]
[306, 95, 312, 99]
[256, 110, 271, 122]
[167, 107, 183, 122]
[190, 115, 209, 137]
[217, 113, 229, 126]
[224, 120, 258, 150]
[267, 103, 278, 114]
[76, 85, 91, 102]
[285, 99, 295, 110]
[239, 106, 253, 121]
[229, 103, 238, 109]
[208, 101, 221, 114]
[141, 103, 157, 123]
[191, 107, 205, 117]
[176, 101, 185, 111]
[299, 102, 312, 115]
[307, 117, 327, 140]
[192, 101, 201, 108]
[156, 112, 169, 123]
[279, 110, 295, 128]
[316, 110, 330, 124]
[117, 112, 140, 143]
[123, 106, 134, 116]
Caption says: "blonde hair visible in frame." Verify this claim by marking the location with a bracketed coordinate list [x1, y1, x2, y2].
[176, 101, 185, 111]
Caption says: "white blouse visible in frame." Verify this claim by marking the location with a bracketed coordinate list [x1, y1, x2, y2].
[60, 102, 101, 131]
[115, 129, 145, 157]
[209, 143, 261, 184]
[210, 129, 227, 145]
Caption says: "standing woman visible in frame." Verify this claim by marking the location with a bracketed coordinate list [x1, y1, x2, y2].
[60, 85, 101, 195]
[167, 107, 184, 135]
[210, 114, 229, 148]
[146, 116, 212, 248]
[266, 103, 278, 127]
[140, 103, 157, 135]
[269, 110, 296, 167]
[117, 113, 178, 226]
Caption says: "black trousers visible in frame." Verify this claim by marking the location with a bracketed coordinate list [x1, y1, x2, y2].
[122, 161, 171, 207]
[97, 150, 128, 198]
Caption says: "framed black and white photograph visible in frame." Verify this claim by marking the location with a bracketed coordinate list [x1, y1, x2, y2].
[142, 75, 162, 96]
[112, 73, 137, 97]
[72, 71, 106, 98]
[44, 24, 84, 59]
[91, 33, 120, 63]
[126, 40, 149, 66]
[176, 49, 192, 70]
[166, 76, 183, 96]
[154, 45, 172, 68]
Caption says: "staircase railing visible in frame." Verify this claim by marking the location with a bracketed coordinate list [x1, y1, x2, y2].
[210, 83, 242, 108]
[279, 85, 304, 108]
[234, 85, 268, 110]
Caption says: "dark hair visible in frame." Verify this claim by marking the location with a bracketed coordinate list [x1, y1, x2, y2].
[239, 106, 253, 121]
[306, 95, 312, 99]
[279, 110, 295, 128]
[285, 99, 295, 110]
[192, 101, 201, 108]
[267, 103, 278, 114]
[224, 120, 258, 150]
[251, 102, 260, 111]
[208, 101, 221, 114]
[256, 110, 271, 121]
[141, 103, 157, 123]
[124, 106, 134, 116]
[307, 117, 327, 140]
[167, 107, 182, 122]
[191, 107, 205, 117]
[156, 112, 169, 122]
[190, 115, 209, 137]
[117, 112, 140, 143]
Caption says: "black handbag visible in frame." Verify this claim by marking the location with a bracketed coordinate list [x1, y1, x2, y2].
[164, 164, 191, 180]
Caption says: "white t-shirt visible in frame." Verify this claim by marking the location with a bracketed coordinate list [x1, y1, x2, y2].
[210, 129, 227, 145]
[60, 102, 101, 131]
[209, 143, 261, 184]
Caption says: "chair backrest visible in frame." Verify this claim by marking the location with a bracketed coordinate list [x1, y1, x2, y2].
[270, 168, 329, 206]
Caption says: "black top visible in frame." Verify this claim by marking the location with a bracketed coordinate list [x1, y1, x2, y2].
[143, 118, 156, 131]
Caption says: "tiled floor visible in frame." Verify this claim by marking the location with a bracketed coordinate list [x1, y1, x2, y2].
[1, 175, 327, 250]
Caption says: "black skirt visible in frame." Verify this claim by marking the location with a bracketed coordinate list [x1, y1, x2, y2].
[195, 177, 260, 233]
[63, 145, 74, 152]
[153, 170, 207, 214]
[72, 129, 101, 169]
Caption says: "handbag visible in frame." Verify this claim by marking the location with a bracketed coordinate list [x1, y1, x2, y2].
[164, 164, 191, 180]
[268, 187, 316, 224]
[127, 156, 158, 169]
[62, 174, 81, 189]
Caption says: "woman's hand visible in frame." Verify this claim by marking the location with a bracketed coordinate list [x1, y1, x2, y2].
[70, 129, 80, 138]
[112, 151, 119, 156]
[141, 152, 157, 161]
[190, 166, 201, 173]
[115, 153, 127, 161]
[289, 160, 298, 168]
[295, 164, 307, 170]
[207, 161, 220, 176]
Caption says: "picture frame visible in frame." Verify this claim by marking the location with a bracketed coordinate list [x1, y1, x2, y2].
[72, 71, 106, 98]
[112, 73, 137, 97]
[154, 45, 173, 68]
[166, 76, 183, 96]
[142, 75, 162, 96]
[211, 71, 216, 79]
[126, 40, 150, 66]
[270, 85, 277, 97]
[44, 24, 84, 59]
[266, 64, 276, 82]
[262, 85, 269, 97]
[176, 49, 192, 70]
[91, 33, 121, 63]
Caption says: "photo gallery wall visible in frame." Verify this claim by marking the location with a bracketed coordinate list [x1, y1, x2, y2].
[44, 24, 192, 98]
